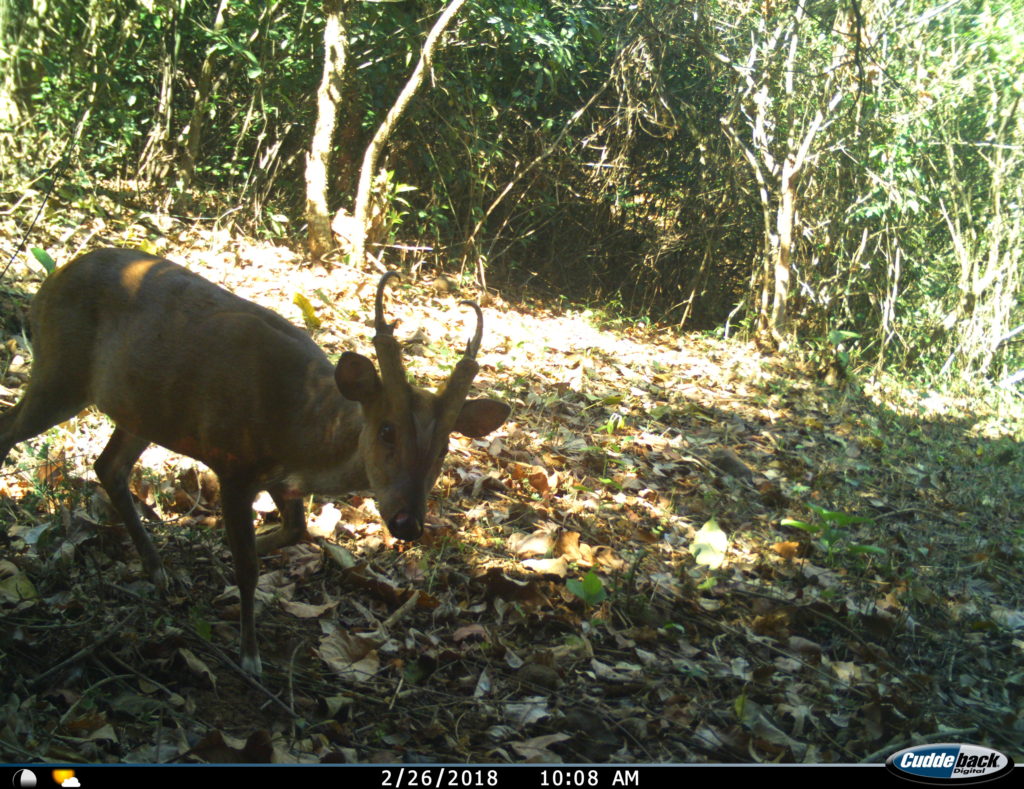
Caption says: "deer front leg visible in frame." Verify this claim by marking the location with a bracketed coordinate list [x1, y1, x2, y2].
[254, 486, 307, 555]
[219, 479, 262, 675]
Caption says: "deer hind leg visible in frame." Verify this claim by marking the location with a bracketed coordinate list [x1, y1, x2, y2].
[94, 428, 166, 589]
[254, 485, 308, 554]
[0, 375, 88, 463]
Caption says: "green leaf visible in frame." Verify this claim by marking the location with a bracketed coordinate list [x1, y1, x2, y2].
[30, 247, 56, 275]
[189, 608, 212, 641]
[828, 330, 861, 346]
[566, 570, 607, 606]
[808, 503, 873, 526]
[583, 393, 624, 411]
[782, 518, 822, 533]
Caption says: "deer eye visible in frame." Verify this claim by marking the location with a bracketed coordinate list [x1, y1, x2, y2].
[378, 422, 396, 445]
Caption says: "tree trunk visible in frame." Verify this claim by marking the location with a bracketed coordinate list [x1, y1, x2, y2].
[138, 4, 181, 187]
[0, 0, 24, 161]
[717, 2, 846, 348]
[180, 0, 229, 186]
[349, 0, 467, 269]
[305, 0, 349, 263]
[138, 50, 176, 186]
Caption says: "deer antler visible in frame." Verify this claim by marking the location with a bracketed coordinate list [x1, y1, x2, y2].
[373, 271, 407, 391]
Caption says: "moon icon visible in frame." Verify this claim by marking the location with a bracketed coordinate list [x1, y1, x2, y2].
[13, 770, 37, 789]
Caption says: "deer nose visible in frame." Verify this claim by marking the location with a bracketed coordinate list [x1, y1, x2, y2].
[388, 512, 423, 541]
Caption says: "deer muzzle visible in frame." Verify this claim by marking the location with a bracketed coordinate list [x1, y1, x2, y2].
[387, 510, 423, 541]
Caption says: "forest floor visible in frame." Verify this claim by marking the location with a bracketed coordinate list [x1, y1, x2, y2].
[1, 216, 1023, 765]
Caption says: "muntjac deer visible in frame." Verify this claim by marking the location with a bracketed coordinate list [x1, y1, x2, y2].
[0, 248, 510, 675]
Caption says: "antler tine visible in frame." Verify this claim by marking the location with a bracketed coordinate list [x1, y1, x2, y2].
[436, 299, 484, 419]
[375, 271, 402, 337]
[372, 270, 408, 391]
[460, 300, 484, 359]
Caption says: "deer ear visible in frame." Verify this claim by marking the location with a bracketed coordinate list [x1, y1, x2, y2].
[335, 352, 382, 403]
[453, 398, 510, 438]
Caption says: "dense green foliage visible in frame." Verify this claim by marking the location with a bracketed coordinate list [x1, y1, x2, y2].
[2, 0, 1023, 384]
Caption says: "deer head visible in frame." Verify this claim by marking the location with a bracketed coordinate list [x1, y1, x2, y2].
[334, 272, 510, 540]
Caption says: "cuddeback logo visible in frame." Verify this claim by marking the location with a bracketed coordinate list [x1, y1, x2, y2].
[886, 744, 1015, 784]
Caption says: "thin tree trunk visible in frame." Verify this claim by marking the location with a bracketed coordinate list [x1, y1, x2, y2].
[305, 0, 349, 263]
[180, 0, 229, 185]
[139, 4, 181, 187]
[0, 0, 24, 161]
[138, 51, 176, 185]
[349, 0, 467, 269]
